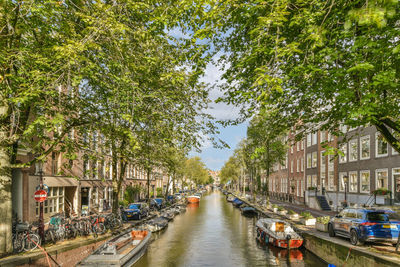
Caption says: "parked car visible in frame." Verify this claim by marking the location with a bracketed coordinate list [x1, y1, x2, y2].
[328, 208, 400, 246]
[124, 203, 149, 220]
[174, 193, 182, 200]
[150, 198, 165, 210]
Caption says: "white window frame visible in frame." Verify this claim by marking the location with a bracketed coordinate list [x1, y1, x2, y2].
[349, 171, 358, 193]
[349, 139, 358, 162]
[360, 135, 370, 160]
[393, 168, 400, 195]
[290, 160, 294, 173]
[301, 140, 304, 150]
[375, 132, 388, 158]
[296, 159, 300, 172]
[307, 134, 312, 147]
[339, 172, 347, 192]
[307, 153, 312, 169]
[307, 175, 312, 188]
[320, 131, 326, 143]
[312, 152, 317, 168]
[312, 132, 317, 145]
[375, 168, 389, 190]
[320, 151, 326, 167]
[301, 158, 304, 172]
[339, 143, 347, 163]
[360, 170, 370, 193]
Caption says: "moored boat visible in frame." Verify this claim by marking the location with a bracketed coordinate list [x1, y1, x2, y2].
[256, 218, 303, 249]
[78, 229, 151, 267]
[232, 198, 244, 207]
[187, 195, 200, 203]
[226, 195, 235, 202]
[240, 206, 258, 217]
[144, 217, 168, 233]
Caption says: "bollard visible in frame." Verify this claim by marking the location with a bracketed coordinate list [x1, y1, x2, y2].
[287, 234, 291, 250]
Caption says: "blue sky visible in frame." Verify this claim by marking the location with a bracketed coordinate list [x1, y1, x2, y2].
[190, 58, 248, 171]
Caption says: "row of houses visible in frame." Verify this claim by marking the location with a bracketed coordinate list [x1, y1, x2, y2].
[11, 144, 179, 223]
[269, 125, 400, 211]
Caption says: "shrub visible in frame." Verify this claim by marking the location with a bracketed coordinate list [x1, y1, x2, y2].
[277, 206, 285, 211]
[300, 211, 314, 219]
[288, 209, 297, 215]
[316, 216, 330, 224]
[372, 188, 392, 196]
[272, 204, 278, 209]
[307, 186, 316, 190]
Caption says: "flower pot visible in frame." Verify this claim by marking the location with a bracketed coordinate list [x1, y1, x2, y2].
[315, 222, 328, 232]
[272, 208, 278, 213]
[300, 218, 316, 226]
[278, 210, 287, 215]
[286, 214, 299, 220]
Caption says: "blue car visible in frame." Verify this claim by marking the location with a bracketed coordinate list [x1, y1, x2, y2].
[328, 208, 400, 246]
[150, 198, 165, 210]
[124, 204, 142, 220]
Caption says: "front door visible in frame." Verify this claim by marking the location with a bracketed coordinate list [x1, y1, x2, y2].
[394, 168, 400, 203]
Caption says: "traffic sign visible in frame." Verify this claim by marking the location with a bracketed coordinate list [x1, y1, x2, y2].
[35, 184, 49, 193]
[34, 189, 48, 202]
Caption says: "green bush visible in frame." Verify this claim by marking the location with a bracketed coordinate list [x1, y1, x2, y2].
[300, 211, 314, 219]
[288, 209, 297, 215]
[277, 206, 285, 211]
[156, 187, 163, 197]
[316, 216, 330, 224]
[272, 204, 278, 209]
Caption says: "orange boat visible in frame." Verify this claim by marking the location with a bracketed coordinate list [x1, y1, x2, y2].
[256, 218, 303, 249]
[187, 195, 200, 203]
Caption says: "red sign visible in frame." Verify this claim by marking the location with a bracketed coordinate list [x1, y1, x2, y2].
[34, 189, 48, 202]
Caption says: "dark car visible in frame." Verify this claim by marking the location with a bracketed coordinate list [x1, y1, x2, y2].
[150, 198, 165, 210]
[124, 203, 149, 220]
[328, 208, 400, 246]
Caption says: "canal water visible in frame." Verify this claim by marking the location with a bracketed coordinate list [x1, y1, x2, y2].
[135, 191, 326, 267]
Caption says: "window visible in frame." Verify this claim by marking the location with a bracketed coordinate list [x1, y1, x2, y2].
[376, 169, 388, 189]
[339, 172, 347, 192]
[83, 155, 89, 179]
[312, 133, 317, 145]
[52, 152, 59, 175]
[301, 140, 304, 150]
[297, 142, 300, 152]
[307, 134, 312, 147]
[328, 171, 335, 191]
[301, 158, 304, 172]
[290, 160, 294, 173]
[291, 145, 294, 154]
[312, 175, 317, 187]
[307, 153, 312, 168]
[393, 146, 399, 155]
[328, 132, 333, 142]
[360, 171, 370, 193]
[349, 171, 358, 192]
[339, 143, 347, 163]
[296, 159, 300, 172]
[376, 133, 388, 157]
[393, 168, 400, 193]
[321, 171, 326, 188]
[320, 151, 326, 168]
[349, 139, 358, 162]
[312, 152, 317, 168]
[320, 131, 326, 143]
[301, 180, 304, 197]
[360, 135, 370, 160]
[36, 187, 64, 216]
[307, 175, 312, 188]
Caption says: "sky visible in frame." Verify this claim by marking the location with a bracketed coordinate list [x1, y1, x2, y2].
[190, 58, 248, 171]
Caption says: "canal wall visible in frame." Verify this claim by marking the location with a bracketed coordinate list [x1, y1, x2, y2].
[232, 193, 400, 267]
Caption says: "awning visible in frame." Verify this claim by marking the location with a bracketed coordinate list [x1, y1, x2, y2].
[42, 176, 79, 187]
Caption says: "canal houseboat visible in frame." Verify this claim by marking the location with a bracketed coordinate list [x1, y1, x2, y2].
[256, 218, 303, 249]
[144, 217, 169, 233]
[78, 229, 151, 267]
[187, 195, 200, 203]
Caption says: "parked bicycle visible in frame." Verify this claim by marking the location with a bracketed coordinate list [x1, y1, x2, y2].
[12, 221, 41, 253]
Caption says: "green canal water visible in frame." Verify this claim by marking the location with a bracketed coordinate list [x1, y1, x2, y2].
[135, 191, 326, 267]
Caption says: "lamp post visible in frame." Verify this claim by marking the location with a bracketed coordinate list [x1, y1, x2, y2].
[343, 175, 348, 207]
[35, 160, 45, 243]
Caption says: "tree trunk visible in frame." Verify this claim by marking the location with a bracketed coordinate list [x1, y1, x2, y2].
[146, 167, 151, 204]
[112, 159, 127, 215]
[0, 95, 12, 255]
[0, 145, 12, 255]
[265, 139, 270, 205]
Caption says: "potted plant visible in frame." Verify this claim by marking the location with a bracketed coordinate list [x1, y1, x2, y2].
[372, 188, 392, 196]
[277, 206, 287, 215]
[300, 212, 316, 226]
[271, 204, 278, 213]
[315, 216, 330, 232]
[286, 209, 299, 220]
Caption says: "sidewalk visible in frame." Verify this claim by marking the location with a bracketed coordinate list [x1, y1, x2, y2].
[269, 198, 337, 217]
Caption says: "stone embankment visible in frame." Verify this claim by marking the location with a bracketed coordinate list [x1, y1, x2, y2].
[232, 193, 400, 267]
[0, 202, 181, 267]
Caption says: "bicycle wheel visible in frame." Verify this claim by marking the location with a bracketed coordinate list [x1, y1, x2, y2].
[13, 234, 24, 253]
[23, 233, 40, 251]
[45, 229, 56, 244]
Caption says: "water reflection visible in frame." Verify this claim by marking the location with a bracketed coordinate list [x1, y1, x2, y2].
[135, 191, 325, 267]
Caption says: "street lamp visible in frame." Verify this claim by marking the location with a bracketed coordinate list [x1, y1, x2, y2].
[343, 175, 348, 207]
[35, 160, 45, 243]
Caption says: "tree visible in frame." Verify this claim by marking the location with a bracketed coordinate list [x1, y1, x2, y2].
[220, 155, 240, 188]
[201, 0, 400, 151]
[184, 157, 209, 187]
